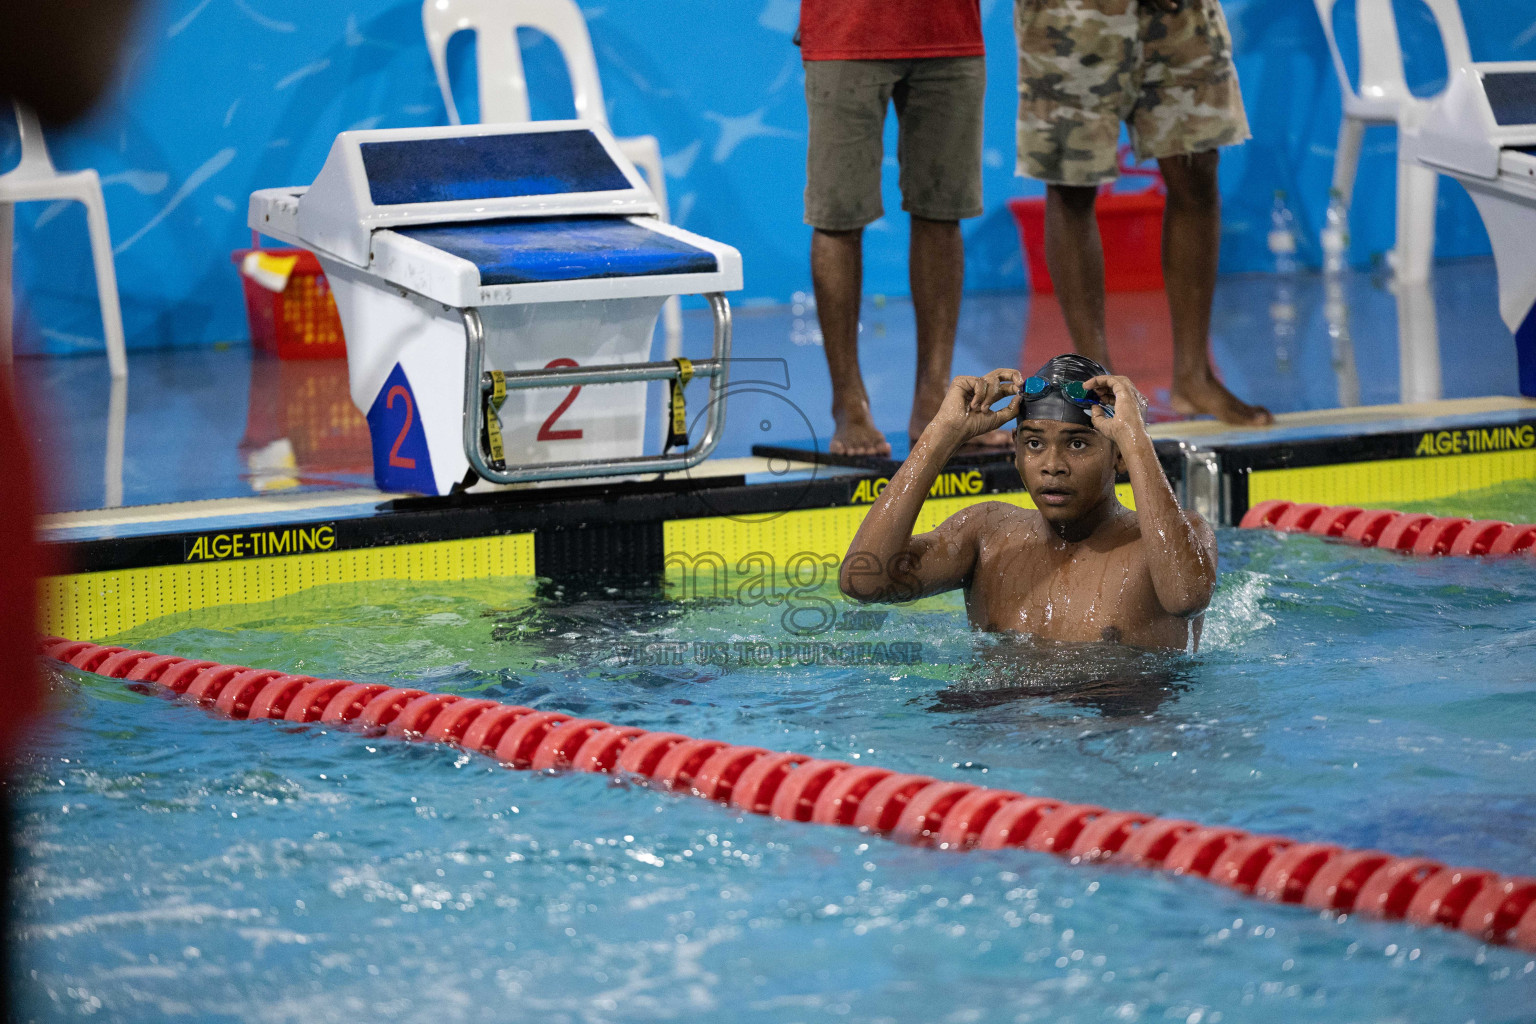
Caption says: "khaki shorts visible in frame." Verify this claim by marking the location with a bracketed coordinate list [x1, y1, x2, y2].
[804, 57, 985, 230]
[1014, 0, 1250, 186]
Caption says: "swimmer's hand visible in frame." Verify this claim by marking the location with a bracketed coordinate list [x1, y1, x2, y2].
[1082, 374, 1150, 446]
[928, 369, 1023, 448]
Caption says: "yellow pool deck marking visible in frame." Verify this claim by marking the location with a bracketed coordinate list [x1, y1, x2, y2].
[42, 534, 535, 642]
[1250, 448, 1536, 508]
[38, 399, 1536, 642]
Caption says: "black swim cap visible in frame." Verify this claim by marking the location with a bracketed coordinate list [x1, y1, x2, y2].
[1019, 354, 1111, 427]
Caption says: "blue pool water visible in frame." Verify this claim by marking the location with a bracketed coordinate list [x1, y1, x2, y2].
[11, 530, 1536, 1022]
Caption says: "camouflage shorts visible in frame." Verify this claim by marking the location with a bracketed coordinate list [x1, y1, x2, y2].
[1015, 0, 1250, 185]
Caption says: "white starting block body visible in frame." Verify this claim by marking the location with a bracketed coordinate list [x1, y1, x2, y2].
[249, 121, 742, 494]
[1407, 63, 1536, 397]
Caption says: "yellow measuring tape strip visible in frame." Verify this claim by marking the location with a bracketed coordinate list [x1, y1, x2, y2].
[667, 357, 694, 452]
[485, 370, 507, 466]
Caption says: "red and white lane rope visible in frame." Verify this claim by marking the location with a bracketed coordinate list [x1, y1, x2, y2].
[1240, 500, 1536, 558]
[38, 637, 1536, 952]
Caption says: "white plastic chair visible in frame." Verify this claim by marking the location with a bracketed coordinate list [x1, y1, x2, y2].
[1396, 280, 1442, 404]
[0, 101, 127, 377]
[422, 0, 683, 359]
[1314, 0, 1472, 284]
[105, 374, 126, 507]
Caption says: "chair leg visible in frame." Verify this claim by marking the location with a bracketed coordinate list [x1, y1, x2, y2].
[83, 191, 128, 379]
[105, 375, 126, 507]
[1323, 274, 1360, 407]
[0, 203, 12, 367]
[1396, 281, 1441, 404]
[1331, 117, 1366, 205]
[1393, 157, 1438, 285]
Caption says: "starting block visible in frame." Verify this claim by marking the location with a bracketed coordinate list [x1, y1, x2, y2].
[248, 121, 743, 494]
[1407, 63, 1536, 397]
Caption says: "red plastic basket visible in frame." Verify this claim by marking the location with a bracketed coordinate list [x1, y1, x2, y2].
[231, 246, 347, 359]
[239, 357, 373, 476]
[1008, 148, 1167, 295]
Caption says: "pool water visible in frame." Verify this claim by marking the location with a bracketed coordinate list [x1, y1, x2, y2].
[11, 529, 1536, 1022]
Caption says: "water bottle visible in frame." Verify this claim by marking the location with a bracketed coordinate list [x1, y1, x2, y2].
[1325, 273, 1360, 406]
[790, 290, 822, 347]
[1321, 188, 1350, 275]
[1267, 190, 1299, 275]
[1265, 189, 1302, 363]
[1267, 190, 1298, 365]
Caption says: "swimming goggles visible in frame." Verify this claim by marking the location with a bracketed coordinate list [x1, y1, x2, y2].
[1022, 377, 1114, 417]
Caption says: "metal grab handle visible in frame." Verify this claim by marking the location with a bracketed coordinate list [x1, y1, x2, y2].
[479, 357, 726, 392]
[460, 293, 733, 485]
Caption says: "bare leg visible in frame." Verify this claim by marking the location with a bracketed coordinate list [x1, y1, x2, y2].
[1043, 183, 1112, 369]
[813, 226, 889, 456]
[1160, 151, 1273, 426]
[908, 216, 961, 440]
[906, 216, 1007, 448]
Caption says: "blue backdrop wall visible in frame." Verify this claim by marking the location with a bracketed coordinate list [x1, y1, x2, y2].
[4, 0, 1536, 355]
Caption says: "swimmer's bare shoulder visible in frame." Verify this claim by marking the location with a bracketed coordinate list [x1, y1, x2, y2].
[914, 499, 1047, 575]
[965, 500, 1051, 561]
[844, 498, 1014, 602]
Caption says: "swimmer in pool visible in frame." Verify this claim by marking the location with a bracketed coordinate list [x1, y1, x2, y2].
[839, 354, 1216, 651]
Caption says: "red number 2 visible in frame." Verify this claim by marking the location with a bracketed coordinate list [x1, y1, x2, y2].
[537, 357, 584, 441]
[386, 385, 417, 468]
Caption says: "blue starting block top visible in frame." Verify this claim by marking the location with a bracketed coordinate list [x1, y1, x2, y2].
[252, 120, 740, 304]
[361, 129, 632, 206]
[396, 216, 719, 286]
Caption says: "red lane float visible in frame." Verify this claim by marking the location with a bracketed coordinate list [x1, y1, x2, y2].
[38, 636, 1536, 952]
[1240, 501, 1536, 558]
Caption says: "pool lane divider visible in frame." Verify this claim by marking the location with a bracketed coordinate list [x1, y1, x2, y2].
[39, 636, 1536, 953]
[1240, 500, 1536, 558]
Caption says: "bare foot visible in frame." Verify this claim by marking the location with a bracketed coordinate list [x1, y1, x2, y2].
[910, 361, 1022, 453]
[909, 411, 1013, 454]
[830, 406, 891, 457]
[956, 428, 1014, 452]
[1171, 369, 1274, 427]
[906, 428, 1013, 451]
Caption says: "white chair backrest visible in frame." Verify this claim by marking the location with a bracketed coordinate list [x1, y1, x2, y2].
[4, 101, 59, 181]
[422, 0, 609, 127]
[1314, 0, 1471, 116]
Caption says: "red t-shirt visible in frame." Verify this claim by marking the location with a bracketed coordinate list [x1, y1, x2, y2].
[799, 0, 984, 61]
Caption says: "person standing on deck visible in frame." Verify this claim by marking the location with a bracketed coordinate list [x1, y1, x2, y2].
[800, 0, 1011, 456]
[1016, 0, 1274, 426]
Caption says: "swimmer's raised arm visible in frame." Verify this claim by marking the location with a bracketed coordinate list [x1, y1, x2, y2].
[839, 370, 1021, 604]
[1083, 374, 1217, 617]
